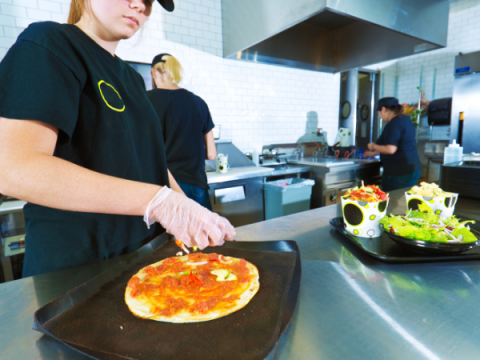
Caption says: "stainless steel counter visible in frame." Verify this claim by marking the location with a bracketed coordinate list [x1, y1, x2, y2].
[206, 166, 274, 184]
[3, 190, 480, 359]
[288, 156, 381, 174]
[266, 164, 311, 177]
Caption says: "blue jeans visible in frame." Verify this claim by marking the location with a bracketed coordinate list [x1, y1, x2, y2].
[177, 181, 212, 211]
[382, 170, 421, 192]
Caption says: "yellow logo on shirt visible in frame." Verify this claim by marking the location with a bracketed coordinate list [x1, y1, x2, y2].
[98, 80, 125, 112]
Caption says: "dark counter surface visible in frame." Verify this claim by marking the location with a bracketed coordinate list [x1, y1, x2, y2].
[2, 189, 480, 359]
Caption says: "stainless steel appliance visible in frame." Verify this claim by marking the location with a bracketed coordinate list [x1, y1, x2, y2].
[424, 141, 449, 183]
[259, 144, 303, 166]
[206, 140, 271, 227]
[289, 156, 381, 208]
[0, 204, 26, 282]
[221, 0, 449, 73]
[449, 51, 480, 154]
[339, 69, 380, 147]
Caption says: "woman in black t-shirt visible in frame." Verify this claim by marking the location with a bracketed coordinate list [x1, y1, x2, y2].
[0, 0, 235, 277]
[147, 53, 216, 210]
[363, 97, 422, 192]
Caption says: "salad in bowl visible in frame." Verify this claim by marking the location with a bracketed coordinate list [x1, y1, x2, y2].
[341, 182, 389, 238]
[380, 210, 476, 243]
[406, 182, 458, 218]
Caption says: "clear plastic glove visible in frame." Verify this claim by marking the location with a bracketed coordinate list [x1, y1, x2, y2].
[144, 186, 236, 250]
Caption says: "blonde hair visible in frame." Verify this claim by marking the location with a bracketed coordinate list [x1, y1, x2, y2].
[152, 55, 183, 87]
[68, 0, 86, 24]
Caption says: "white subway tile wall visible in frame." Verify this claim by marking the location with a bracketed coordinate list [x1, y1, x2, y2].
[371, 0, 480, 105]
[0, 0, 340, 152]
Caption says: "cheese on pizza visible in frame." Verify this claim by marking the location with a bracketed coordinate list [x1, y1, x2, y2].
[125, 252, 259, 323]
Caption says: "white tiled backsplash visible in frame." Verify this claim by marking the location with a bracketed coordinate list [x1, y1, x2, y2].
[3, 0, 478, 152]
[0, 0, 340, 153]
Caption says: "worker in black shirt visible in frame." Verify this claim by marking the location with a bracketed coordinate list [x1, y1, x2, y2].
[363, 97, 422, 192]
[147, 53, 216, 210]
[0, 0, 235, 277]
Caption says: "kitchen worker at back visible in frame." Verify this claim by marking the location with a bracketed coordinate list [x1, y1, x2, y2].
[363, 97, 422, 192]
[0, 0, 235, 277]
[147, 53, 216, 210]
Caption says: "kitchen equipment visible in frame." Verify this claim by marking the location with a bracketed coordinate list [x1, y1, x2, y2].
[330, 216, 480, 263]
[443, 139, 463, 165]
[0, 202, 26, 282]
[449, 51, 480, 154]
[259, 143, 302, 166]
[428, 98, 452, 126]
[424, 141, 449, 182]
[33, 237, 301, 360]
[441, 160, 480, 201]
[222, 0, 448, 73]
[207, 140, 271, 227]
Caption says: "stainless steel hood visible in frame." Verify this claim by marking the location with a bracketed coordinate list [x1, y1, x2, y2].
[221, 0, 449, 73]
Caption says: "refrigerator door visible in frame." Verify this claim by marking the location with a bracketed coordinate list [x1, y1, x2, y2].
[450, 73, 480, 154]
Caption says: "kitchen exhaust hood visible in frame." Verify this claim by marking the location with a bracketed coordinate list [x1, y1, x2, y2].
[221, 0, 449, 73]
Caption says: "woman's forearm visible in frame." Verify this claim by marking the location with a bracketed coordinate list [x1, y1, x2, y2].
[372, 144, 397, 155]
[0, 118, 161, 216]
[168, 170, 185, 195]
[2, 152, 161, 215]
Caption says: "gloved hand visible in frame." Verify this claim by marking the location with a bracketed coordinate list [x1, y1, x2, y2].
[144, 186, 236, 250]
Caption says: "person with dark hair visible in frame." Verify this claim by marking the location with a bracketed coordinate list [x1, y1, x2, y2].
[363, 97, 422, 192]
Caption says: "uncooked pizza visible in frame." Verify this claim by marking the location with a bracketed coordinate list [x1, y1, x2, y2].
[125, 252, 260, 323]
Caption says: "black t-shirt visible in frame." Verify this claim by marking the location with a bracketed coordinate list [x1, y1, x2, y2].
[0, 22, 170, 277]
[376, 115, 422, 176]
[147, 89, 214, 190]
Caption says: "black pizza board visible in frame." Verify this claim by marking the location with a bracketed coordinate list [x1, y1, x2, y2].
[33, 236, 301, 360]
[330, 216, 480, 263]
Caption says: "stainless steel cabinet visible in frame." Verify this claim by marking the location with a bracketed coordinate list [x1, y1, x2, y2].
[208, 176, 265, 227]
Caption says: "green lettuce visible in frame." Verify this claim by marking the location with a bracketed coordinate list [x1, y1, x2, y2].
[379, 211, 478, 243]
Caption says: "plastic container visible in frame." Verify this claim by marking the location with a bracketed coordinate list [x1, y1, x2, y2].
[213, 125, 221, 140]
[264, 178, 315, 220]
[252, 148, 260, 166]
[443, 139, 463, 164]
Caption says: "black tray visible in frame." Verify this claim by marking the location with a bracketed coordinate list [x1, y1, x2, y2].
[33, 237, 301, 360]
[330, 216, 480, 263]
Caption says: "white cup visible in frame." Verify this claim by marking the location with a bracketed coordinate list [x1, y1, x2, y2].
[216, 153, 229, 173]
[341, 197, 389, 238]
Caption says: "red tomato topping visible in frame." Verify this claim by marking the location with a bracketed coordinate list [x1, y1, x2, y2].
[128, 276, 140, 288]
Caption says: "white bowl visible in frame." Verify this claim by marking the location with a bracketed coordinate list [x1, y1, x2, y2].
[341, 197, 389, 238]
[405, 192, 458, 218]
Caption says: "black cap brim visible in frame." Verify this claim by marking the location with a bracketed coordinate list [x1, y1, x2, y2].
[152, 53, 172, 67]
[157, 0, 174, 12]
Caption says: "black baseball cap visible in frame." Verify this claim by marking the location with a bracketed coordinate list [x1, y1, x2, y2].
[377, 97, 399, 111]
[151, 53, 172, 68]
[157, 0, 174, 12]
